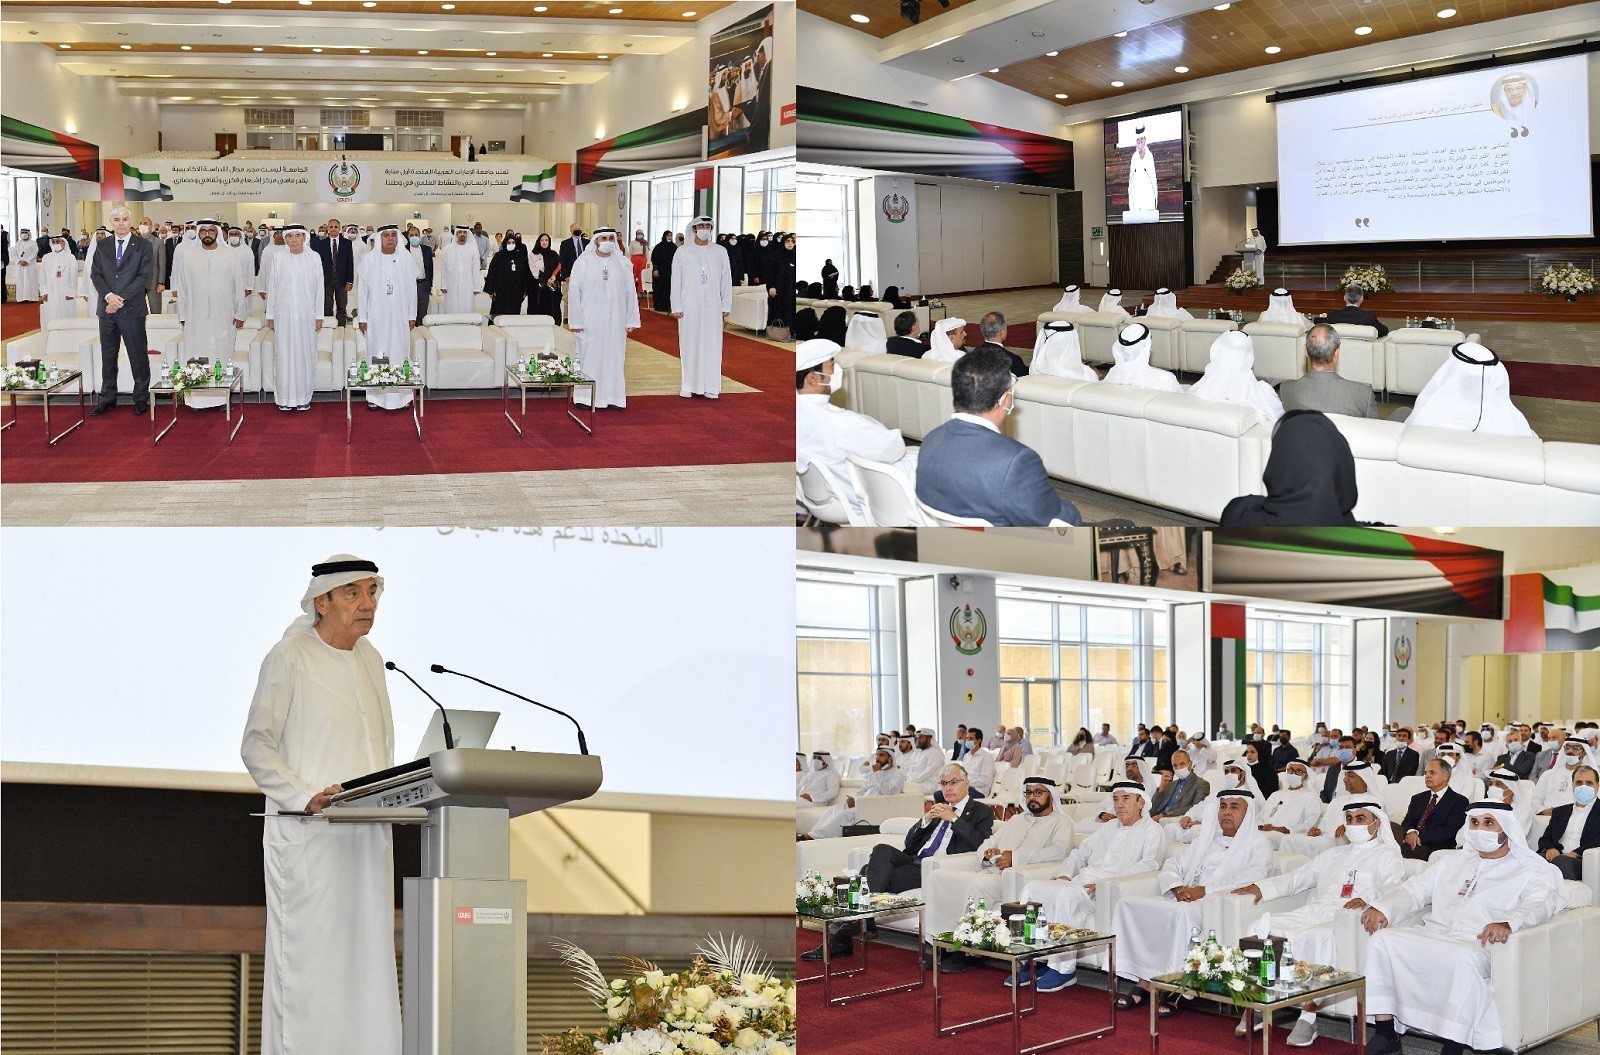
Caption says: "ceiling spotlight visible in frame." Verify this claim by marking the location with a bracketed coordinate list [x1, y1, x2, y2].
[610, 5, 623, 11]
[850, 12, 869, 22]
[1054, 92, 1068, 99]
[418, 49, 429, 54]
[442, 1, 455, 7]
[989, 67, 1000, 72]
[1045, 50, 1058, 56]
[543, 52, 553, 57]
[359, 48, 370, 53]
[1174, 65, 1188, 72]
[59, 43, 71, 49]
[1113, 31, 1127, 37]
[363, 1, 376, 5]
[683, 9, 697, 14]
[1437, 7, 1457, 16]
[534, 4, 548, 9]
[298, 0, 312, 5]
[1354, 25, 1372, 34]
[486, 51, 497, 55]
[120, 43, 133, 49]
[1111, 79, 1124, 86]
[1213, 2, 1230, 8]
[598, 54, 609, 59]
[217, 0, 231, 4]
[253, 46, 264, 51]
[1264, 45, 1281, 54]
[181, 44, 192, 49]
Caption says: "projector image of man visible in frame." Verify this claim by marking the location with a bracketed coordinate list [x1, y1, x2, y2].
[1126, 124, 1159, 219]
[1491, 72, 1537, 123]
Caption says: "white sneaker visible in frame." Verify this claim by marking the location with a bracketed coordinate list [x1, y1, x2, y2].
[1287, 1018, 1318, 1047]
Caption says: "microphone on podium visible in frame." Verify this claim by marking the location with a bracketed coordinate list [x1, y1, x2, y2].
[386, 660, 456, 750]
[429, 663, 589, 755]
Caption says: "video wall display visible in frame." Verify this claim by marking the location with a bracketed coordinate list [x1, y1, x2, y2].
[1102, 107, 1185, 224]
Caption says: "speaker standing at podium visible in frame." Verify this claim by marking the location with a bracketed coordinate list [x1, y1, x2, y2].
[240, 556, 403, 1054]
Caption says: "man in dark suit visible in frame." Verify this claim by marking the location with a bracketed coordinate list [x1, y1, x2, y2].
[975, 311, 1028, 377]
[1126, 728, 1157, 759]
[560, 223, 590, 322]
[1276, 324, 1381, 419]
[1379, 726, 1420, 783]
[90, 206, 155, 415]
[407, 228, 434, 328]
[144, 226, 168, 315]
[736, 39, 773, 150]
[1151, 728, 1177, 773]
[1317, 285, 1390, 338]
[313, 217, 354, 326]
[886, 310, 925, 358]
[1316, 736, 1359, 802]
[915, 347, 1082, 526]
[1537, 765, 1599, 879]
[950, 724, 969, 761]
[1, 223, 9, 304]
[1395, 758, 1469, 860]
[1492, 727, 1541, 780]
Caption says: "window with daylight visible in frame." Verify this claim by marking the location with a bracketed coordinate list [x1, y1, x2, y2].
[796, 175, 855, 288]
[797, 579, 896, 757]
[744, 163, 795, 234]
[1245, 617, 1351, 734]
[998, 598, 1169, 748]
[651, 176, 695, 243]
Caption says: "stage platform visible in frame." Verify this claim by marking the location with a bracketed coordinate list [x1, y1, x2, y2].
[1178, 285, 1600, 324]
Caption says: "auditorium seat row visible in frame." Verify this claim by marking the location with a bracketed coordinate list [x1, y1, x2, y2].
[831, 347, 1600, 526]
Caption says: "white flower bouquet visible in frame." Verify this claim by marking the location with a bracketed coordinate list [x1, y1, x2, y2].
[795, 872, 832, 909]
[165, 361, 230, 394]
[522, 354, 588, 384]
[358, 359, 420, 386]
[2, 364, 44, 390]
[1224, 267, 1261, 294]
[1339, 264, 1394, 294]
[938, 906, 1009, 952]
[1176, 942, 1266, 1005]
[542, 934, 796, 1055]
[1536, 263, 1596, 298]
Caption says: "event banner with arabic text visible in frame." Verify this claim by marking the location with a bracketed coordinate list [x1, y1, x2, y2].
[99, 155, 563, 204]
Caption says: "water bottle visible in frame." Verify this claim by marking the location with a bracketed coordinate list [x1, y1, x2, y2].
[1024, 904, 1037, 944]
[976, 897, 987, 914]
[965, 895, 976, 915]
[402, 356, 412, 382]
[1189, 927, 1202, 952]
[47, 360, 58, 383]
[848, 873, 860, 910]
[226, 356, 234, 378]
[213, 357, 222, 383]
[359, 358, 369, 382]
[1206, 929, 1219, 951]
[1281, 939, 1295, 982]
[1261, 942, 1277, 986]
[36, 361, 46, 384]
[859, 873, 870, 903]
[1035, 908, 1049, 944]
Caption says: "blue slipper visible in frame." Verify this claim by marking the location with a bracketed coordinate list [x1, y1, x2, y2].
[1035, 966, 1077, 993]
[1003, 963, 1033, 988]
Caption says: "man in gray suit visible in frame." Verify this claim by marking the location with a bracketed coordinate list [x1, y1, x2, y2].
[144, 224, 168, 315]
[90, 204, 155, 415]
[1276, 324, 1380, 418]
[1147, 752, 1208, 822]
[915, 347, 1082, 526]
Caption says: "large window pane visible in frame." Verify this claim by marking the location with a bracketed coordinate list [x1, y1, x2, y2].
[999, 682, 1027, 738]
[1088, 681, 1136, 740]
[1058, 646, 1083, 681]
[1282, 685, 1315, 734]
[796, 637, 869, 674]
[798, 581, 871, 629]
[1001, 598, 1053, 640]
[1001, 643, 1054, 679]
[1086, 645, 1134, 681]
[1086, 607, 1135, 644]
[798, 674, 872, 757]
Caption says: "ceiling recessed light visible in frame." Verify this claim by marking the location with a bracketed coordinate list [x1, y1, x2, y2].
[989, 67, 1000, 73]
[1045, 50, 1058, 56]
[1114, 31, 1127, 37]
[181, 44, 192, 50]
[534, 4, 548, 9]
[253, 46, 264, 51]
[120, 44, 132, 49]
[441, 2, 455, 7]
[417, 49, 428, 54]
[298, 0, 312, 5]
[1264, 45, 1281, 54]
[359, 48, 370, 53]
[217, 0, 231, 4]
[1054, 92, 1068, 99]
[598, 54, 609, 58]
[1213, 2, 1230, 8]
[610, 6, 624, 11]
[683, 10, 697, 15]
[1354, 25, 1372, 35]
[1174, 65, 1188, 73]
[486, 51, 497, 55]
[59, 43, 71, 49]
[1111, 80, 1124, 87]
[363, 1, 376, 5]
[543, 52, 553, 57]
[1437, 7, 1457, 16]
[850, 12, 869, 22]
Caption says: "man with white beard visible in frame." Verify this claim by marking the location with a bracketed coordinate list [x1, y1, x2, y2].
[1022, 781, 1165, 992]
[1112, 790, 1274, 1013]
[903, 727, 947, 789]
[9, 228, 38, 301]
[265, 225, 325, 412]
[923, 777, 1071, 973]
[172, 219, 249, 408]
[796, 751, 840, 807]
[801, 745, 905, 840]
[436, 226, 482, 315]
[567, 227, 640, 409]
[670, 216, 732, 398]
[39, 235, 79, 328]
[1531, 736, 1598, 815]
[1232, 799, 1407, 1045]
[1360, 799, 1566, 1055]
[226, 227, 258, 301]
[355, 225, 420, 411]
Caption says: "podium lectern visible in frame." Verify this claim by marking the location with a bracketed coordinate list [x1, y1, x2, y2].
[327, 749, 603, 1054]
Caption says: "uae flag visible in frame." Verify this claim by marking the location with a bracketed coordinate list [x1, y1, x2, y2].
[121, 161, 173, 201]
[1, 116, 100, 182]
[1507, 574, 1600, 652]
[509, 163, 572, 203]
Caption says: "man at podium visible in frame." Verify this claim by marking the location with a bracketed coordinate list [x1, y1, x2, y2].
[240, 556, 403, 1054]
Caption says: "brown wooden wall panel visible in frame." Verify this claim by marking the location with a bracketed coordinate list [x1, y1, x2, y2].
[1108, 222, 1186, 291]
[1056, 190, 1084, 287]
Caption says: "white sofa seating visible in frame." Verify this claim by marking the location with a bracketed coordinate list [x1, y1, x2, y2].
[795, 790, 928, 836]
[493, 313, 575, 363]
[4, 317, 102, 372]
[1383, 327, 1467, 396]
[1241, 320, 1310, 383]
[1139, 315, 1184, 371]
[78, 316, 185, 395]
[1327, 323, 1384, 392]
[1178, 317, 1238, 374]
[1038, 310, 1128, 365]
[231, 317, 267, 394]
[418, 312, 505, 390]
[730, 288, 769, 331]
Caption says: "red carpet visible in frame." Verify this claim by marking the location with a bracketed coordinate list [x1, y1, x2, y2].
[796, 931, 1341, 1055]
[1500, 359, 1600, 403]
[1, 311, 791, 483]
[2, 300, 41, 340]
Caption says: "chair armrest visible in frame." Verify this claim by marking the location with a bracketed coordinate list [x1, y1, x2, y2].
[554, 326, 576, 359]
[921, 851, 980, 890]
[1585, 848, 1600, 907]
[797, 832, 893, 879]
[1203, 889, 1311, 947]
[1002, 861, 1069, 902]
[4, 332, 46, 366]
[483, 325, 513, 376]
[417, 329, 440, 385]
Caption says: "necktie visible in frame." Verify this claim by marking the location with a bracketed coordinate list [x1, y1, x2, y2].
[1417, 794, 1438, 831]
[917, 818, 951, 860]
[116, 239, 126, 265]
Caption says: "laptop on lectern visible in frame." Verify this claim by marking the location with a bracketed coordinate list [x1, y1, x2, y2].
[415, 709, 499, 759]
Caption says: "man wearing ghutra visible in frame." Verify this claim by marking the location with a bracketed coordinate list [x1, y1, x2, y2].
[1112, 789, 1274, 1013]
[567, 227, 640, 409]
[1127, 124, 1159, 214]
[801, 745, 905, 840]
[173, 218, 249, 409]
[1360, 799, 1566, 1055]
[795, 751, 839, 807]
[1401, 342, 1536, 437]
[356, 224, 418, 411]
[239, 557, 401, 1054]
[436, 225, 482, 316]
[670, 216, 732, 398]
[265, 225, 325, 412]
[1021, 780, 1164, 992]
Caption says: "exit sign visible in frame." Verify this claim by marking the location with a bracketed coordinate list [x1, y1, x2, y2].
[1091, 226, 1104, 239]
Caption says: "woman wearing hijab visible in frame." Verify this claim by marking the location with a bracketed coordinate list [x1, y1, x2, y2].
[1220, 411, 1362, 526]
[816, 305, 848, 346]
[484, 233, 533, 318]
[1068, 727, 1096, 756]
[765, 232, 796, 328]
[1244, 740, 1279, 799]
[881, 285, 909, 310]
[530, 233, 562, 319]
[792, 307, 819, 342]
[821, 259, 840, 298]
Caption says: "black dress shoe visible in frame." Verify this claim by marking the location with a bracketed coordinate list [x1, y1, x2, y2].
[938, 951, 973, 974]
[133, 401, 148, 414]
[800, 936, 855, 961]
[91, 401, 116, 416]
[1366, 1029, 1403, 1055]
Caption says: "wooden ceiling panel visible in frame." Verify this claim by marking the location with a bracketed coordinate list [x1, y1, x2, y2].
[798, 0, 985, 35]
[51, 41, 614, 60]
[6, 1, 729, 20]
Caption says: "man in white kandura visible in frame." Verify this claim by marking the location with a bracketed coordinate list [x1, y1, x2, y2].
[1104, 323, 1181, 393]
[903, 727, 948, 789]
[1243, 228, 1267, 284]
[1098, 289, 1129, 315]
[1361, 799, 1566, 1055]
[1051, 284, 1093, 314]
[1259, 287, 1302, 324]
[265, 224, 325, 412]
[671, 216, 732, 398]
[1127, 125, 1159, 214]
[436, 226, 482, 316]
[1021, 779, 1165, 992]
[796, 750, 840, 807]
[960, 726, 997, 798]
[1189, 330, 1283, 427]
[1145, 288, 1194, 321]
[1031, 320, 1099, 382]
[924, 776, 1071, 974]
[1233, 798, 1407, 1045]
[239, 556, 401, 1055]
[173, 218, 249, 409]
[1404, 342, 1536, 438]
[1531, 736, 1598, 815]
[9, 228, 39, 301]
[567, 226, 640, 409]
[39, 236, 79, 328]
[1113, 790, 1275, 1014]
[1257, 760, 1326, 849]
[1281, 760, 1388, 859]
[802, 745, 905, 840]
[356, 224, 418, 411]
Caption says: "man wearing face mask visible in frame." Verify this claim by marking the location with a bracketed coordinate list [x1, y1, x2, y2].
[959, 727, 996, 797]
[1314, 735, 1360, 802]
[1283, 760, 1388, 859]
[796, 751, 840, 807]
[136, 219, 168, 314]
[902, 728, 947, 789]
[1474, 766, 1534, 838]
[1361, 799, 1566, 1055]
[795, 341, 914, 522]
[436, 226, 482, 316]
[39, 236, 79, 328]
[1492, 726, 1540, 781]
[671, 217, 732, 399]
[1148, 752, 1208, 824]
[1536, 764, 1599, 879]
[1531, 736, 1597, 815]
[8, 228, 38, 302]
[171, 219, 249, 408]
[1257, 761, 1325, 849]
[1270, 729, 1300, 771]
[1379, 726, 1419, 782]
[1395, 758, 1469, 860]
[915, 348, 1083, 526]
[801, 745, 906, 840]
[226, 227, 259, 307]
[567, 227, 640, 410]
[1234, 799, 1406, 1045]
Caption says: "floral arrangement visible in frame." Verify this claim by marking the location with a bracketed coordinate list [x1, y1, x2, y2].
[165, 361, 228, 395]
[357, 359, 419, 386]
[522, 354, 588, 384]
[1339, 264, 1394, 294]
[1537, 262, 1596, 298]
[1174, 942, 1265, 1005]
[541, 934, 795, 1055]
[795, 873, 832, 910]
[1224, 267, 1261, 294]
[937, 906, 1010, 952]
[2, 364, 45, 390]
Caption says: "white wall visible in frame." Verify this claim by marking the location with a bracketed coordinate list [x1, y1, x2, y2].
[912, 181, 1057, 294]
[526, 0, 795, 166]
[156, 105, 526, 153]
[129, 202, 598, 244]
[1, 42, 160, 161]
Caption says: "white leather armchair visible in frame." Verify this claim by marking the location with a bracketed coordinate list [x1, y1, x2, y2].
[4, 317, 101, 371]
[1241, 320, 1309, 383]
[231, 317, 267, 395]
[1328, 323, 1384, 392]
[1141, 316, 1184, 372]
[417, 312, 504, 390]
[493, 313, 575, 364]
[1178, 318, 1238, 374]
[796, 462, 861, 527]
[262, 317, 348, 394]
[86, 316, 185, 395]
[795, 791, 928, 836]
[1382, 327, 1467, 396]
[730, 288, 769, 331]
[1065, 311, 1129, 366]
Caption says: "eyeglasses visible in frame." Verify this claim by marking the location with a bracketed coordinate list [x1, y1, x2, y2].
[938, 778, 967, 787]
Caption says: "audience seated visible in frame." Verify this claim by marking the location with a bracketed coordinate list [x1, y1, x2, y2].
[1395, 758, 1469, 859]
[881, 285, 910, 310]
[1401, 341, 1537, 438]
[1103, 323, 1181, 393]
[802, 745, 906, 840]
[1188, 330, 1283, 426]
[817, 305, 848, 345]
[974, 311, 1028, 378]
[792, 307, 819, 342]
[796, 751, 841, 807]
[1277, 324, 1380, 418]
[1260, 287, 1304, 324]
[923, 317, 967, 364]
[1536, 764, 1599, 879]
[1279, 761, 1387, 858]
[1145, 287, 1195, 321]
[1317, 285, 1390, 337]
[840, 285, 856, 302]
[795, 338, 917, 522]
[914, 347, 1083, 526]
[1257, 760, 1326, 849]
[1052, 284, 1094, 314]
[885, 310, 925, 358]
[1031, 320, 1099, 382]
[1220, 410, 1361, 526]
[1098, 288, 1129, 315]
[844, 309, 887, 354]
